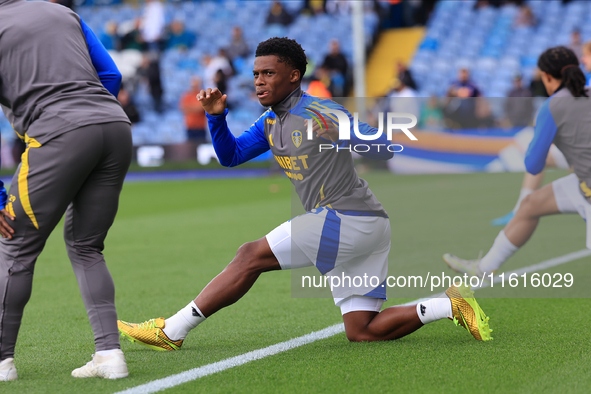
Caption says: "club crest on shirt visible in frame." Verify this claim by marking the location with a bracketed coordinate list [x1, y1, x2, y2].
[292, 130, 302, 148]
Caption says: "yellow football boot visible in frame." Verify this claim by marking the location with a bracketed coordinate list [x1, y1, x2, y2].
[445, 284, 493, 341]
[118, 318, 183, 351]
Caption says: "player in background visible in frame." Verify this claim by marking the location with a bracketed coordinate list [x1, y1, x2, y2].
[445, 46, 591, 277]
[117, 38, 492, 352]
[0, 0, 132, 381]
[491, 41, 588, 228]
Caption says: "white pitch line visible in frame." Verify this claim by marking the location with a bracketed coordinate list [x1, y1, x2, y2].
[114, 249, 590, 394]
[114, 324, 344, 394]
[407, 248, 591, 303]
[488, 248, 591, 283]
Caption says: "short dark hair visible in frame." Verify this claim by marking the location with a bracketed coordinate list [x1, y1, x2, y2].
[255, 37, 307, 81]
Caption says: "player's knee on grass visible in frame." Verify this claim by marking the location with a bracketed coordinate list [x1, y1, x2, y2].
[343, 311, 381, 342]
[345, 326, 389, 342]
[346, 331, 375, 342]
[230, 239, 279, 274]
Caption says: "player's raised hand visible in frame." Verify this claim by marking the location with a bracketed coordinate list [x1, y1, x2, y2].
[197, 88, 227, 115]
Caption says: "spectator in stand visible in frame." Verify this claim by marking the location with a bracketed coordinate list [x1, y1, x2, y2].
[581, 41, 591, 86]
[100, 21, 120, 51]
[402, 0, 423, 27]
[141, 0, 166, 52]
[326, 0, 350, 15]
[418, 96, 444, 130]
[121, 19, 144, 51]
[442, 88, 465, 129]
[475, 97, 495, 128]
[117, 83, 140, 125]
[568, 29, 583, 61]
[529, 68, 549, 97]
[202, 50, 233, 89]
[414, 0, 437, 25]
[449, 68, 481, 97]
[137, 52, 163, 112]
[217, 49, 234, 75]
[515, 5, 536, 28]
[504, 74, 533, 127]
[266, 1, 294, 26]
[306, 67, 332, 98]
[474, 0, 488, 9]
[180, 77, 208, 146]
[166, 20, 196, 51]
[226, 27, 249, 61]
[321, 39, 348, 96]
[322, 40, 347, 77]
[444, 69, 481, 129]
[301, 0, 326, 15]
[213, 69, 228, 95]
[397, 61, 417, 91]
[387, 77, 419, 123]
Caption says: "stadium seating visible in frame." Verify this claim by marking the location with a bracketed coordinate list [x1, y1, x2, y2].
[411, 0, 591, 99]
[3, 0, 584, 147]
[34, 0, 370, 147]
[0, 0, 379, 146]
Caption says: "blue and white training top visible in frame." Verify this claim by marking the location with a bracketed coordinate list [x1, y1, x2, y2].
[207, 87, 393, 215]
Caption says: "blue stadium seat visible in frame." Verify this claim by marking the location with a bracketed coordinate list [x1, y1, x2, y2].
[411, 0, 585, 97]
[72, 0, 380, 145]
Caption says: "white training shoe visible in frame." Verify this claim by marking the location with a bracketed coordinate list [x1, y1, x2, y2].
[0, 358, 17, 381]
[71, 349, 129, 379]
[443, 253, 486, 277]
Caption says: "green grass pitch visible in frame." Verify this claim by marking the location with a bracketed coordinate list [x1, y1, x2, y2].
[2, 169, 590, 393]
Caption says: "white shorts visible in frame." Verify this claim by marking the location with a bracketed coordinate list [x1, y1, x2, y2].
[266, 207, 390, 314]
[552, 173, 591, 248]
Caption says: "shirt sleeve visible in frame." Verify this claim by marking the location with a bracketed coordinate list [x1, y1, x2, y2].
[206, 109, 270, 167]
[525, 98, 557, 175]
[80, 18, 122, 97]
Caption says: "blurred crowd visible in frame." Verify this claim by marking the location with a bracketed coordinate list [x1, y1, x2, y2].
[5, 0, 587, 168]
[99, 0, 591, 143]
[96, 0, 366, 148]
[384, 20, 591, 131]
